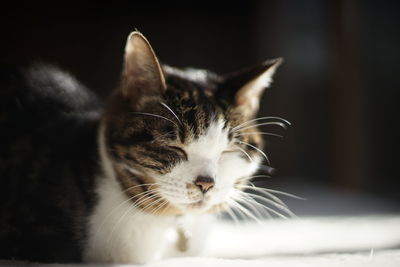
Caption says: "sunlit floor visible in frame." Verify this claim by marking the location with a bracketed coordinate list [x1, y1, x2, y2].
[2, 180, 400, 266]
[201, 179, 400, 266]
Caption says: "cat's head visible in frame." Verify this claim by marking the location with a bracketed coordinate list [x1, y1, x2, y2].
[102, 32, 283, 215]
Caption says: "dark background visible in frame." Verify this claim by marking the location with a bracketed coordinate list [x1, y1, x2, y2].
[1, 1, 399, 207]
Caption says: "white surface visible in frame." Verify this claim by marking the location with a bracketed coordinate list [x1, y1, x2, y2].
[206, 216, 400, 258]
[5, 250, 400, 267]
[138, 250, 400, 267]
[7, 215, 400, 266]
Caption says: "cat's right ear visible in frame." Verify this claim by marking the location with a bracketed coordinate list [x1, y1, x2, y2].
[217, 58, 283, 118]
[121, 31, 166, 105]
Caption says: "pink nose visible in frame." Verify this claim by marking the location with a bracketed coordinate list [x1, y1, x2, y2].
[194, 176, 215, 194]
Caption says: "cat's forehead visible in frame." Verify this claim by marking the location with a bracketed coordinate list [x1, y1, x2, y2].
[162, 65, 220, 91]
[184, 117, 229, 154]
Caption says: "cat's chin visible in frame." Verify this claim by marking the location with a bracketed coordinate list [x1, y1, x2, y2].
[186, 200, 207, 210]
[178, 201, 226, 215]
[168, 200, 211, 215]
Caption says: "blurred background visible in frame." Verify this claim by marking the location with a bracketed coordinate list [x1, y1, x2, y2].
[1, 1, 399, 215]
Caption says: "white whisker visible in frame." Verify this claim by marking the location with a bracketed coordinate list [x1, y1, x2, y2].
[144, 198, 169, 216]
[160, 102, 182, 125]
[109, 193, 164, 250]
[235, 194, 269, 219]
[235, 121, 288, 133]
[235, 139, 270, 165]
[255, 202, 288, 219]
[227, 201, 248, 221]
[239, 185, 289, 208]
[263, 188, 306, 200]
[108, 191, 162, 237]
[240, 183, 305, 201]
[235, 132, 283, 138]
[157, 200, 170, 216]
[235, 192, 272, 219]
[228, 198, 263, 224]
[151, 131, 176, 143]
[224, 205, 240, 224]
[236, 191, 289, 219]
[242, 191, 296, 217]
[237, 175, 271, 183]
[231, 116, 291, 132]
[122, 183, 159, 194]
[234, 145, 253, 161]
[93, 185, 158, 242]
[129, 111, 179, 129]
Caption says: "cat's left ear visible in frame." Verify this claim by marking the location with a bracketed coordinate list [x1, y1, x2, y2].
[217, 58, 283, 117]
[121, 31, 166, 106]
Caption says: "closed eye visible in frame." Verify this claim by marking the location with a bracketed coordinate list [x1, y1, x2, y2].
[222, 147, 252, 162]
[219, 149, 241, 162]
[222, 149, 239, 154]
[168, 146, 188, 161]
[220, 149, 240, 159]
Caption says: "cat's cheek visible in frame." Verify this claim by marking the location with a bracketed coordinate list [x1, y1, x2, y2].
[217, 154, 261, 182]
[207, 187, 234, 207]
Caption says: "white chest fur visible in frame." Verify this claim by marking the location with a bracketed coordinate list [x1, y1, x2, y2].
[83, 125, 212, 264]
[84, 176, 212, 264]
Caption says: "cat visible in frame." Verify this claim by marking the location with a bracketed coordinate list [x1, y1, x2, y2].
[0, 31, 285, 264]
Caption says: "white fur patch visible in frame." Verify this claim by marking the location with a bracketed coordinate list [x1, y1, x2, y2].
[84, 119, 261, 263]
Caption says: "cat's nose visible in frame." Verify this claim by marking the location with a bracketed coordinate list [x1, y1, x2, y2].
[194, 176, 215, 194]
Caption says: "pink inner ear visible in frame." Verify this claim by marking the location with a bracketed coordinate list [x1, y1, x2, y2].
[236, 95, 247, 106]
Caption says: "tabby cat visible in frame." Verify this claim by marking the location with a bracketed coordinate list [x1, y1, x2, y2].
[0, 31, 285, 263]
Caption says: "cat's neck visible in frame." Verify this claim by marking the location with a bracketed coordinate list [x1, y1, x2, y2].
[97, 122, 116, 183]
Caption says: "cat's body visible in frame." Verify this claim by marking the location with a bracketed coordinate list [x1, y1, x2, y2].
[0, 64, 101, 262]
[0, 32, 283, 263]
